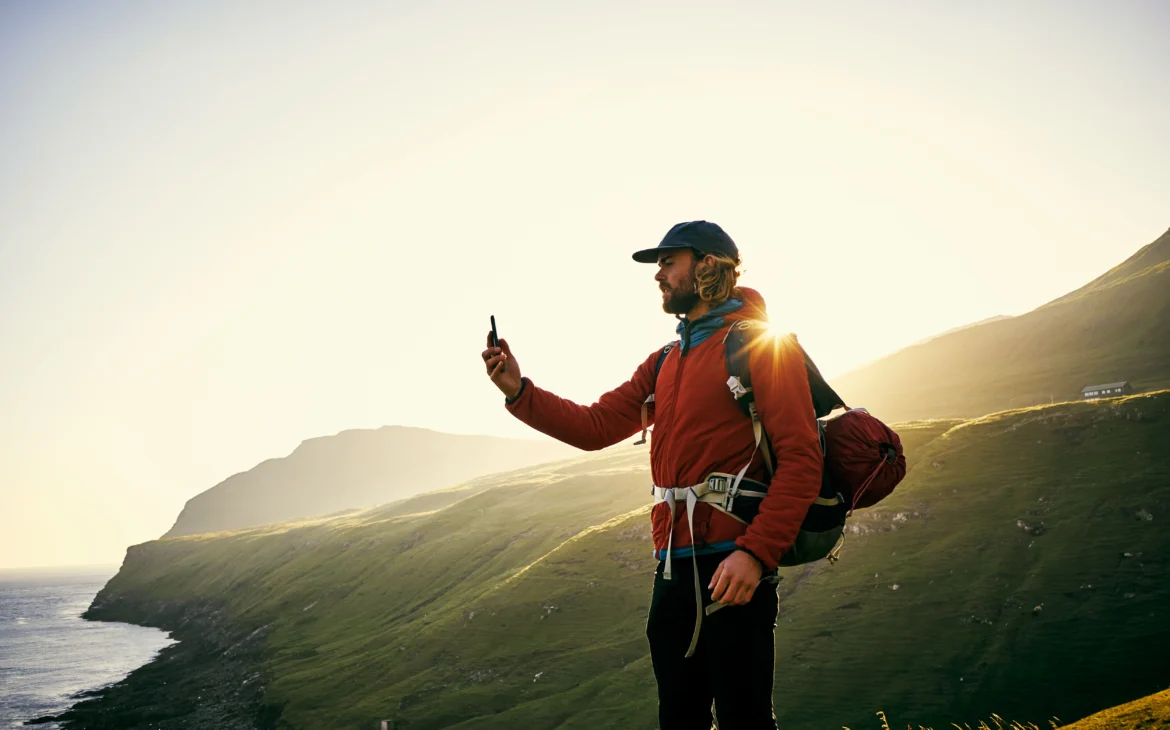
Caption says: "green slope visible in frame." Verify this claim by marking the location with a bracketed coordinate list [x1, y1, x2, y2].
[832, 228, 1170, 423]
[1062, 685, 1170, 729]
[87, 395, 1170, 729]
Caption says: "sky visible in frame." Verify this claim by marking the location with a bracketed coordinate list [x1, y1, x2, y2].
[1, 0, 1167, 569]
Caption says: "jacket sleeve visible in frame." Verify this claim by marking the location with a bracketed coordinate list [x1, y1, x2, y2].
[504, 349, 661, 451]
[734, 334, 824, 572]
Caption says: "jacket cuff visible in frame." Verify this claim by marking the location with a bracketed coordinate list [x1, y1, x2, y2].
[734, 537, 777, 573]
[505, 377, 530, 407]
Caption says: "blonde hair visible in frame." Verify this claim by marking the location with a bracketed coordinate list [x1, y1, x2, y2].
[694, 252, 742, 305]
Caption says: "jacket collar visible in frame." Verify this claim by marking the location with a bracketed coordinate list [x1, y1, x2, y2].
[676, 297, 744, 352]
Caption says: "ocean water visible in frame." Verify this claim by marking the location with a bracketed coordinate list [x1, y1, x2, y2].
[0, 566, 175, 729]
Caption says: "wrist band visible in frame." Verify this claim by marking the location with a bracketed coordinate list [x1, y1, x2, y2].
[737, 546, 765, 568]
[505, 377, 528, 405]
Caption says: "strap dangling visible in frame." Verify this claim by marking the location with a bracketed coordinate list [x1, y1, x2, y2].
[684, 488, 703, 659]
[633, 395, 654, 445]
[827, 531, 846, 564]
[752, 404, 775, 478]
[662, 487, 676, 580]
[726, 406, 767, 512]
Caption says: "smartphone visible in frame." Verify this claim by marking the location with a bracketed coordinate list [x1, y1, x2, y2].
[490, 315, 499, 348]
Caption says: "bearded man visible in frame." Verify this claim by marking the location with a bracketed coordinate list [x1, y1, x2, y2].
[481, 221, 822, 729]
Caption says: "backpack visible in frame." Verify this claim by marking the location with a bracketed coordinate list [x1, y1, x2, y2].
[642, 319, 907, 567]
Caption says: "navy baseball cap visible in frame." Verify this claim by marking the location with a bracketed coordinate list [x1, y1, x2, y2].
[632, 220, 739, 264]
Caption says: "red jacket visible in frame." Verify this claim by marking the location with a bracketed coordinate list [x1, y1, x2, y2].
[504, 288, 823, 572]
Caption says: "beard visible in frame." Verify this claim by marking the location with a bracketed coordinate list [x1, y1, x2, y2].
[661, 272, 700, 315]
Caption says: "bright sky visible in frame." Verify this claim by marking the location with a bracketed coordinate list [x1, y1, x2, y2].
[2, 0, 1167, 569]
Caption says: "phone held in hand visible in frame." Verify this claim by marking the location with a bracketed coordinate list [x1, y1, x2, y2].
[490, 315, 499, 348]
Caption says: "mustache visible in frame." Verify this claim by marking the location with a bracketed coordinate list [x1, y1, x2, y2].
[660, 280, 691, 294]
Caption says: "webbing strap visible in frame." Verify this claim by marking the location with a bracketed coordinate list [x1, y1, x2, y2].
[727, 410, 766, 506]
[662, 488, 675, 579]
[633, 394, 654, 445]
[651, 475, 770, 528]
[750, 404, 775, 477]
[654, 473, 772, 659]
[655, 484, 724, 658]
[633, 342, 675, 446]
[658, 488, 709, 655]
[683, 488, 703, 658]
[653, 489, 713, 656]
[657, 480, 748, 582]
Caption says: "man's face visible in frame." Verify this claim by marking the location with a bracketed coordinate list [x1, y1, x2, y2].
[656, 249, 700, 315]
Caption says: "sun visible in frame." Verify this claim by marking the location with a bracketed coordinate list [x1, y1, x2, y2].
[764, 318, 785, 338]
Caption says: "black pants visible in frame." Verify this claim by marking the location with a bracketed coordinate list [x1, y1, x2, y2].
[645, 551, 780, 730]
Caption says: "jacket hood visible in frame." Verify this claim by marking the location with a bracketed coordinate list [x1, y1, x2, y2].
[672, 286, 769, 352]
[726, 286, 768, 322]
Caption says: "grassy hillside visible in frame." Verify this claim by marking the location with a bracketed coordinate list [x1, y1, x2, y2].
[832, 228, 1170, 422]
[88, 393, 1170, 729]
[1062, 685, 1170, 729]
[165, 425, 576, 537]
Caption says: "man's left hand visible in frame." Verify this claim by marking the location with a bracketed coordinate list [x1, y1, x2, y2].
[708, 549, 764, 606]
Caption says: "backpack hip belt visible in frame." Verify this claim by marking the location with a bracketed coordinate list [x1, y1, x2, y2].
[651, 471, 843, 658]
[651, 472, 765, 659]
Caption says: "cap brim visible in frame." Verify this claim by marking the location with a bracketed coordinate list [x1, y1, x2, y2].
[631, 243, 691, 264]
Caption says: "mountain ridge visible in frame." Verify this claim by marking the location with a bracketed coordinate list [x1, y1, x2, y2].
[164, 425, 578, 537]
[831, 227, 1170, 422]
[1046, 226, 1170, 306]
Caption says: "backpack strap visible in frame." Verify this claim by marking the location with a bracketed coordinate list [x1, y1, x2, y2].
[722, 321, 847, 511]
[723, 321, 775, 477]
[633, 341, 677, 445]
[724, 320, 848, 412]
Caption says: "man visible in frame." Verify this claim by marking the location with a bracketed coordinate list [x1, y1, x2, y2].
[480, 221, 823, 729]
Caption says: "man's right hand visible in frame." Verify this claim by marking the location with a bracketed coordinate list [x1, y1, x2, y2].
[483, 334, 523, 399]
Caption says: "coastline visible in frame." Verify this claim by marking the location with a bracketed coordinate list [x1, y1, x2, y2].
[30, 594, 276, 730]
[0, 566, 172, 729]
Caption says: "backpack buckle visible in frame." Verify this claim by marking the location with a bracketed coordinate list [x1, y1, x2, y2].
[706, 475, 729, 493]
[726, 376, 749, 399]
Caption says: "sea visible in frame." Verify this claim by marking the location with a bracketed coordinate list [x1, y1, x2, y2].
[0, 566, 175, 729]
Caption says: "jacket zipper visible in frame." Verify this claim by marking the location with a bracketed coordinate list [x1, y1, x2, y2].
[668, 318, 693, 433]
[661, 319, 693, 552]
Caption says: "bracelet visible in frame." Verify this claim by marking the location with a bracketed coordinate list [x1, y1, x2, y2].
[736, 546, 765, 568]
[505, 377, 528, 405]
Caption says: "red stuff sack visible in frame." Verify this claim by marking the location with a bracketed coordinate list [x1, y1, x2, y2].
[822, 408, 906, 510]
